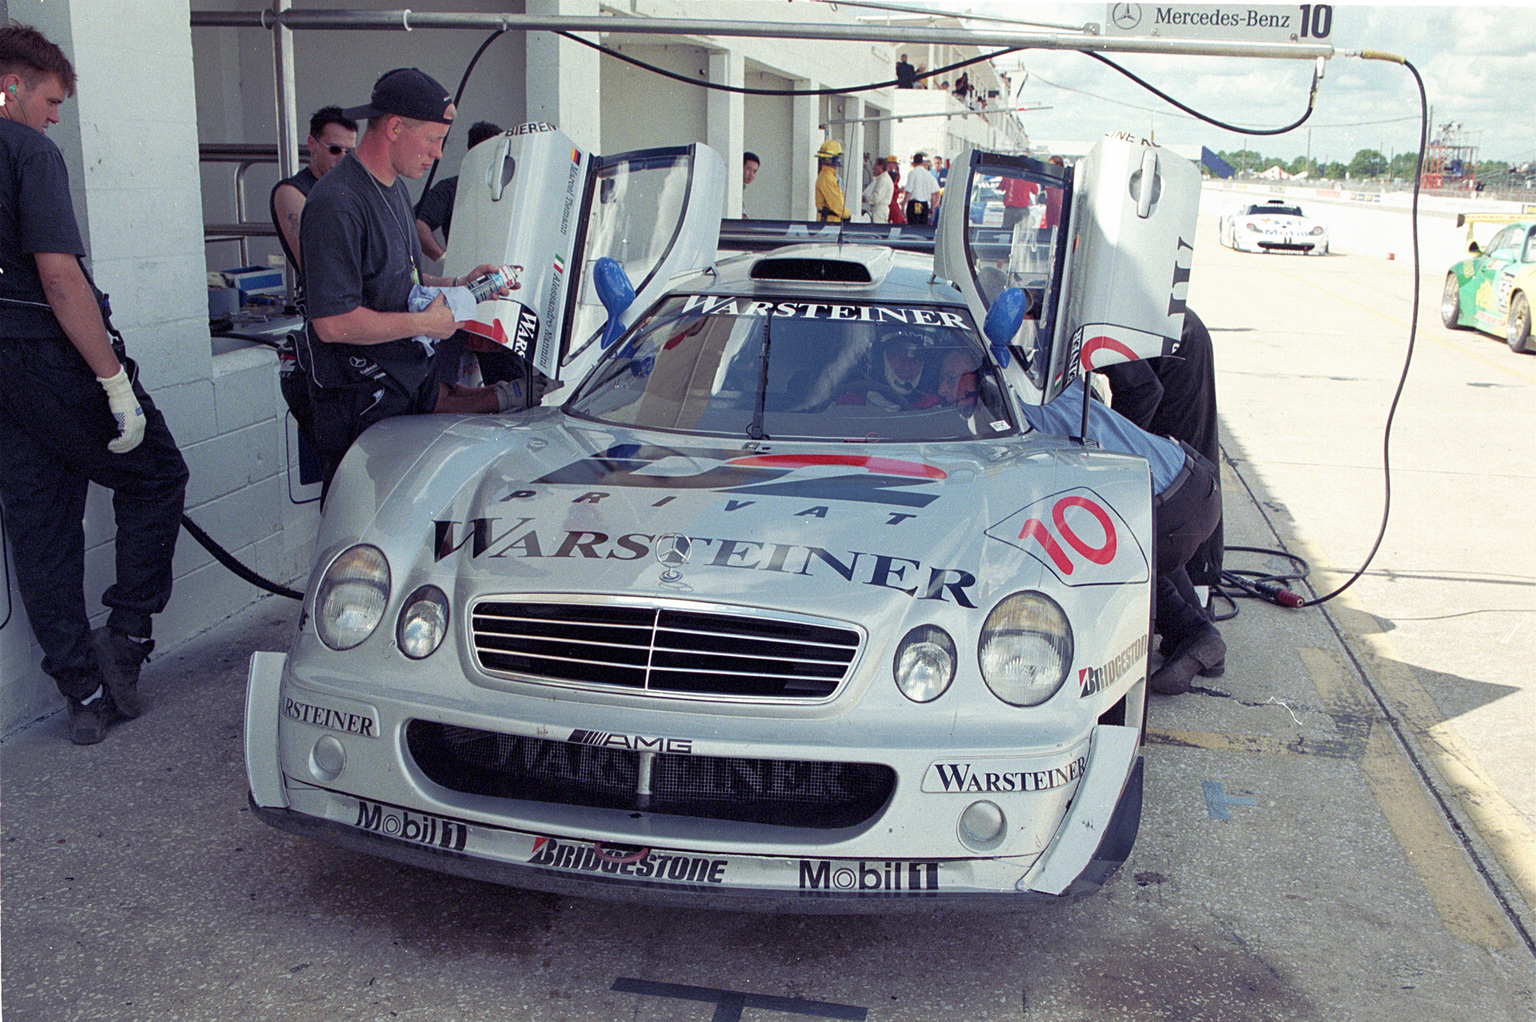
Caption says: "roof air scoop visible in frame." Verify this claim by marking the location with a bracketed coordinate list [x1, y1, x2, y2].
[749, 244, 894, 287]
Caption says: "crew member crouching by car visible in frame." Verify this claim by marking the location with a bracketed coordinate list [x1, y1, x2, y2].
[1020, 377, 1225, 695]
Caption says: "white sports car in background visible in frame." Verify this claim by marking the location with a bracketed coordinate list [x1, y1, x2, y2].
[1219, 198, 1328, 255]
[244, 132, 1201, 910]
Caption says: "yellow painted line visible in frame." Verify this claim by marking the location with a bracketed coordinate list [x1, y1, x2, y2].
[1145, 728, 1363, 760]
[1327, 602, 1536, 919]
[1299, 645, 1515, 949]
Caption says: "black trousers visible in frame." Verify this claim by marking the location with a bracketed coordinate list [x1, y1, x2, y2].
[0, 336, 188, 699]
[1152, 443, 1222, 644]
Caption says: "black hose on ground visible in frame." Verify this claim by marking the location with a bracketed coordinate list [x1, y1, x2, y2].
[180, 514, 303, 601]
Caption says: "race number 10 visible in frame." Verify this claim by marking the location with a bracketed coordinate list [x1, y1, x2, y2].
[1297, 4, 1332, 38]
[1017, 496, 1117, 576]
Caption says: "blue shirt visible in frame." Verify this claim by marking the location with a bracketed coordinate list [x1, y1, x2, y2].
[1019, 378, 1187, 495]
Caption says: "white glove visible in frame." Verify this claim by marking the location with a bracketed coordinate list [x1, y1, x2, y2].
[97, 366, 145, 453]
[492, 374, 550, 412]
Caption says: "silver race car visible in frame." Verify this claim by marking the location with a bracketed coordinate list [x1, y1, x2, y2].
[1219, 197, 1329, 255]
[246, 131, 1201, 910]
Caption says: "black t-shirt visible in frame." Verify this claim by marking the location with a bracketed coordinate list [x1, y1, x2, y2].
[414, 175, 458, 242]
[0, 118, 91, 339]
[301, 154, 423, 322]
[298, 154, 432, 392]
[269, 164, 318, 272]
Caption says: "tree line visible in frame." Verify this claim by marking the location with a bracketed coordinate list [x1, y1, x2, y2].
[1213, 148, 1528, 187]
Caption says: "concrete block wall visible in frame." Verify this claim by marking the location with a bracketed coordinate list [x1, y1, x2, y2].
[1, 0, 312, 734]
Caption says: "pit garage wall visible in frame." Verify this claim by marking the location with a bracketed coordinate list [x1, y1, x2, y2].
[0, 0, 904, 732]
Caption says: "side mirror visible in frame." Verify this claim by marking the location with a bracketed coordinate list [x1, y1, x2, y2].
[594, 257, 636, 349]
[983, 287, 1029, 367]
[1468, 241, 1482, 256]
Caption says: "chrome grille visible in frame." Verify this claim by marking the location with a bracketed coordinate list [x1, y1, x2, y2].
[470, 600, 861, 699]
[406, 721, 895, 829]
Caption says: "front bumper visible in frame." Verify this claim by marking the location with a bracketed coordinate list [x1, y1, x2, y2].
[245, 652, 1144, 911]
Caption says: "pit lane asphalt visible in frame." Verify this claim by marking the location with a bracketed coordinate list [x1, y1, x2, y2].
[3, 214, 1534, 1022]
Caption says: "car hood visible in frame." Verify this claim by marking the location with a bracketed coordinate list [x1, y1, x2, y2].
[323, 409, 1152, 624]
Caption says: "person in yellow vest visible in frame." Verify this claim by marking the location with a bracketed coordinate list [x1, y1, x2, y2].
[814, 139, 851, 222]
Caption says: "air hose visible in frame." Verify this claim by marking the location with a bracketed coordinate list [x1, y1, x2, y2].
[180, 514, 303, 601]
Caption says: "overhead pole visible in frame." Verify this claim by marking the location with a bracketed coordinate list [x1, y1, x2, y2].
[190, 8, 1340, 62]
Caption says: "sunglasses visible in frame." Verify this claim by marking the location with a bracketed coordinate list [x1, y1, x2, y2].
[322, 144, 353, 157]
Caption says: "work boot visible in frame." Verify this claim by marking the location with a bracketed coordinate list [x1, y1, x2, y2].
[1158, 634, 1225, 678]
[91, 626, 153, 719]
[1150, 623, 1226, 696]
[67, 687, 114, 745]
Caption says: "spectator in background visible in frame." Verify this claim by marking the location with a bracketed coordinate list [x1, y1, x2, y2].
[885, 157, 906, 225]
[1002, 174, 1038, 233]
[903, 152, 940, 225]
[814, 139, 851, 222]
[863, 154, 893, 223]
[414, 119, 503, 262]
[270, 106, 358, 279]
[1041, 155, 1066, 232]
[741, 150, 759, 217]
[895, 53, 916, 89]
[914, 66, 929, 88]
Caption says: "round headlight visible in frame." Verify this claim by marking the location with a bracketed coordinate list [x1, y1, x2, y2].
[978, 591, 1073, 706]
[397, 585, 450, 660]
[314, 544, 391, 650]
[1310, 226, 1325, 236]
[893, 625, 957, 703]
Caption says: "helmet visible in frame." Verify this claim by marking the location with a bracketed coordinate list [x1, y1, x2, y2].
[879, 330, 927, 396]
[816, 139, 844, 161]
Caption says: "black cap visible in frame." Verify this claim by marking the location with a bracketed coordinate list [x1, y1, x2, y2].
[343, 68, 453, 124]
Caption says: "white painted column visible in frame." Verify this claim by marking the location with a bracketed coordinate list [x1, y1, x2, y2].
[10, 0, 210, 387]
[846, 96, 865, 220]
[791, 82, 817, 220]
[707, 49, 745, 218]
[526, 0, 602, 152]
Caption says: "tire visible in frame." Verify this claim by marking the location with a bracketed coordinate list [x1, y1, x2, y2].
[1508, 293, 1531, 352]
[1441, 274, 1468, 330]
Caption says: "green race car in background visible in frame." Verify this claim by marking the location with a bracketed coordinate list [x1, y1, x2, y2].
[1441, 213, 1536, 352]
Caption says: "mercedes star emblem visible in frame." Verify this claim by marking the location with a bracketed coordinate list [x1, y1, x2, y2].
[655, 533, 692, 581]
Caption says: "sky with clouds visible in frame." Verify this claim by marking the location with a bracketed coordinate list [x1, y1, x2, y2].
[952, 2, 1536, 166]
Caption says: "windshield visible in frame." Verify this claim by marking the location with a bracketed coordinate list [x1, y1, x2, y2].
[1250, 204, 1303, 217]
[566, 295, 1015, 441]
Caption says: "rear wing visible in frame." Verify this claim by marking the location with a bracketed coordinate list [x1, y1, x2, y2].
[1456, 212, 1532, 229]
[1456, 212, 1533, 245]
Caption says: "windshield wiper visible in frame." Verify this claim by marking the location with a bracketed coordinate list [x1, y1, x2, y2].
[746, 312, 771, 441]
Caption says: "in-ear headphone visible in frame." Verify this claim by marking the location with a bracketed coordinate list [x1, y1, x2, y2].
[6, 85, 15, 94]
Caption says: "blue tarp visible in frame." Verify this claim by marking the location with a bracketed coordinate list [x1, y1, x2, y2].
[1201, 147, 1234, 179]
